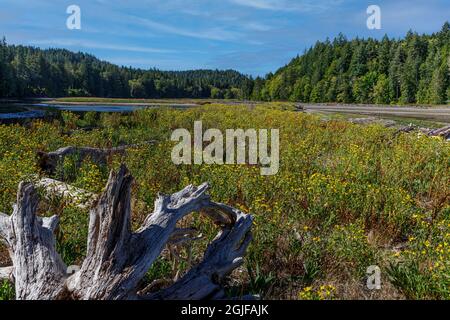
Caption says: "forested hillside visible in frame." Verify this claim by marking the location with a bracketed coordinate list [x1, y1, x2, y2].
[255, 23, 450, 105]
[0, 40, 253, 99]
[1, 23, 450, 104]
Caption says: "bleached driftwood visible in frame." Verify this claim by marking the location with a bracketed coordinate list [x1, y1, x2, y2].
[0, 266, 13, 282]
[36, 178, 97, 209]
[427, 125, 450, 140]
[0, 165, 253, 300]
[392, 124, 450, 141]
[37, 141, 155, 175]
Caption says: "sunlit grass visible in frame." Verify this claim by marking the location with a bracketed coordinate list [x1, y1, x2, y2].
[0, 103, 448, 299]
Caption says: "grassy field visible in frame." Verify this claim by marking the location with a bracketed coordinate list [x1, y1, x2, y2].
[0, 103, 449, 300]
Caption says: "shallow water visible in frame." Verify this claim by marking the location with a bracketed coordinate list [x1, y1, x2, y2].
[0, 102, 184, 120]
[0, 104, 45, 119]
[33, 104, 147, 113]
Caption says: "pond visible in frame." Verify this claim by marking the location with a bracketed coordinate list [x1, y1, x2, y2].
[0, 102, 195, 120]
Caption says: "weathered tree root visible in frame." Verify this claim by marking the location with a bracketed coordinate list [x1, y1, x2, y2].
[0, 165, 253, 300]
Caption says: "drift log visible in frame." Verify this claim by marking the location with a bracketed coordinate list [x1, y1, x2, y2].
[37, 142, 155, 175]
[36, 178, 97, 209]
[427, 125, 450, 140]
[0, 165, 253, 300]
[392, 124, 450, 141]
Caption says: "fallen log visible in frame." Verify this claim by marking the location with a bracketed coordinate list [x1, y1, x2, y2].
[37, 141, 155, 175]
[36, 178, 97, 209]
[294, 104, 304, 112]
[0, 165, 253, 300]
[393, 124, 417, 136]
[391, 124, 450, 141]
[427, 125, 450, 140]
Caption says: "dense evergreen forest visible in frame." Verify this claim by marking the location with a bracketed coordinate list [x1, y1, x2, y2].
[0, 40, 253, 99]
[1, 23, 449, 104]
[255, 22, 450, 105]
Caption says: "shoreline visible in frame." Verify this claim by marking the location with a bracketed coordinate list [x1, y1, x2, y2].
[46, 101, 200, 107]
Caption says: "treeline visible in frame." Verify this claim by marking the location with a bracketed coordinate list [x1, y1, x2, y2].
[1, 23, 450, 104]
[254, 22, 450, 105]
[0, 40, 253, 99]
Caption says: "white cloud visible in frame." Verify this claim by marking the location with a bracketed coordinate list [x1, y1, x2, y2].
[230, 0, 285, 10]
[244, 22, 272, 31]
[229, 0, 341, 12]
[130, 15, 240, 41]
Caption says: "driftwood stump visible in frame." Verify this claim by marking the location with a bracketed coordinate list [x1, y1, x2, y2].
[0, 165, 253, 300]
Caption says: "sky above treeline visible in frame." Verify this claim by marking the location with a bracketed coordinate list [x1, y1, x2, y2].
[1, 0, 449, 76]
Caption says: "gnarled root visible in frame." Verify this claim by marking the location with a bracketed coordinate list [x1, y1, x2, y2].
[0, 165, 253, 300]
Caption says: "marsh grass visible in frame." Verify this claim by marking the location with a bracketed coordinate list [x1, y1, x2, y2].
[0, 103, 448, 300]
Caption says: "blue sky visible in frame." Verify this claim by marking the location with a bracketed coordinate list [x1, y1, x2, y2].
[1, 0, 449, 76]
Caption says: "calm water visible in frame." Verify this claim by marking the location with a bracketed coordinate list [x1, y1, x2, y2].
[0, 102, 193, 120]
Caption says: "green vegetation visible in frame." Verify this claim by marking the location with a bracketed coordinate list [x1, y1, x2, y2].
[0, 281, 14, 300]
[256, 23, 450, 105]
[0, 41, 251, 99]
[0, 103, 448, 300]
[2, 23, 450, 105]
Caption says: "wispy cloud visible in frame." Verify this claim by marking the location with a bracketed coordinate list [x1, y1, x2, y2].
[230, 0, 286, 10]
[29, 39, 174, 53]
[229, 0, 340, 12]
[129, 15, 240, 41]
[243, 22, 272, 31]
[2, 0, 449, 76]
